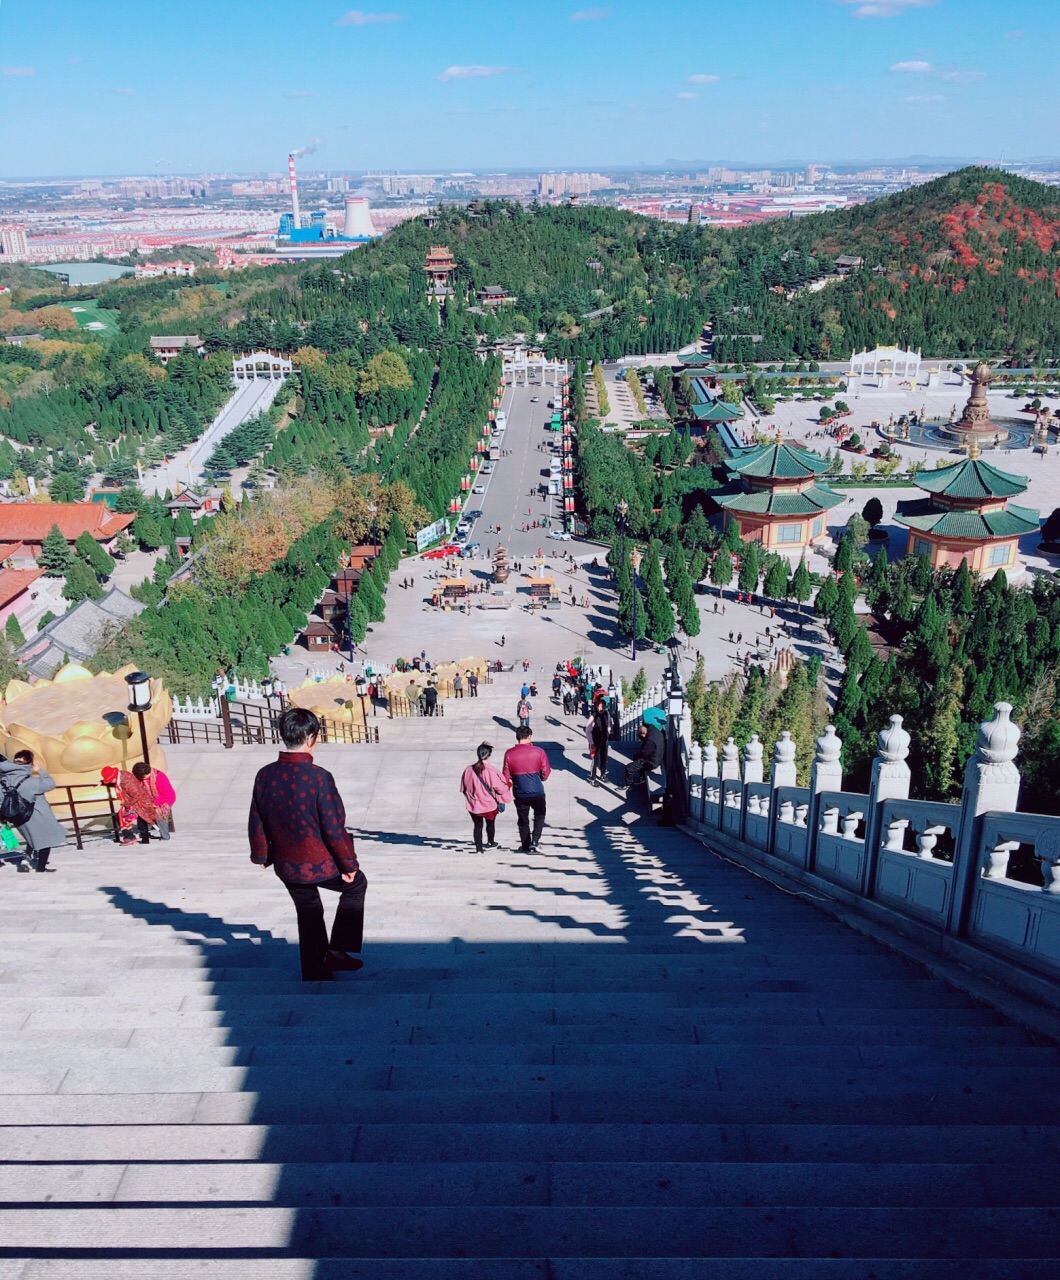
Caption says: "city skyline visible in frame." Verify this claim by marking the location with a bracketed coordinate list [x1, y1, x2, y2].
[1, 0, 1056, 177]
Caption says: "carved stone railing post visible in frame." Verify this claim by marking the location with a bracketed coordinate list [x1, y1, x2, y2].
[689, 741, 704, 822]
[702, 740, 720, 817]
[743, 734, 764, 785]
[949, 701, 1021, 936]
[768, 731, 797, 856]
[808, 724, 842, 871]
[863, 714, 911, 895]
[720, 737, 740, 782]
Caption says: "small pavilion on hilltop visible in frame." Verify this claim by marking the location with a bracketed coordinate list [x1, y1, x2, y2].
[713, 439, 843, 555]
[894, 445, 1040, 576]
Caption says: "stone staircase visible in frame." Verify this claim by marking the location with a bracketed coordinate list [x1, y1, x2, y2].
[0, 719, 1057, 1277]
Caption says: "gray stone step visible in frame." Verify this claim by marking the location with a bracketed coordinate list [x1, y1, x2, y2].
[3, 1122, 1057, 1167]
[0, 1204, 1056, 1257]
[9, 1260, 1060, 1280]
[0, 1161, 1048, 1210]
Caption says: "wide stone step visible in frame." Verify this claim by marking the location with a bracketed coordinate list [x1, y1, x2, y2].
[8, 1259, 1059, 1280]
[6, 1121, 1052, 1166]
[0, 1204, 1055, 1257]
[0, 1043, 1050, 1075]
[4, 1081, 1055, 1126]
[0, 1160, 1048, 1209]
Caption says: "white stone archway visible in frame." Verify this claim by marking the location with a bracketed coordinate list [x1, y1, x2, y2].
[849, 345, 921, 388]
[233, 351, 292, 381]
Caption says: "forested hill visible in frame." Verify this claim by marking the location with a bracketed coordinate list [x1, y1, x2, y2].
[711, 167, 1060, 363]
[354, 201, 720, 360]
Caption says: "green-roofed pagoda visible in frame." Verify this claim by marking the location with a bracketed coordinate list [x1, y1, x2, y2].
[713, 437, 844, 555]
[894, 443, 1039, 575]
[691, 400, 743, 423]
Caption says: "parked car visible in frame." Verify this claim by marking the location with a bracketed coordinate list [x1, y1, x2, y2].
[423, 544, 460, 559]
[548, 528, 572, 541]
[472, 483, 486, 494]
[460, 542, 481, 558]
[530, 396, 539, 402]
[466, 509, 484, 520]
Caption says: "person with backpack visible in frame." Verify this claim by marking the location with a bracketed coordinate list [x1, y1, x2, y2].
[459, 742, 512, 854]
[423, 681, 438, 717]
[0, 750, 67, 873]
[516, 696, 532, 729]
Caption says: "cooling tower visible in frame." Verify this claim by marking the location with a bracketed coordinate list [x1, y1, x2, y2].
[342, 196, 376, 239]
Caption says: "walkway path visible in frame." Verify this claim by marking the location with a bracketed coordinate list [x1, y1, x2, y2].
[0, 674, 1056, 1274]
[141, 375, 283, 498]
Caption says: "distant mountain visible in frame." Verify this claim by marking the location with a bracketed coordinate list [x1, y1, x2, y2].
[712, 168, 1060, 363]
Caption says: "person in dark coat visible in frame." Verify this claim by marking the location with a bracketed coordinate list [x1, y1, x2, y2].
[249, 708, 367, 981]
[624, 710, 666, 789]
[0, 750, 67, 872]
[589, 696, 611, 786]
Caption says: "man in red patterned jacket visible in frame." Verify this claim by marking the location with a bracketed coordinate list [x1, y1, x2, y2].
[249, 707, 367, 981]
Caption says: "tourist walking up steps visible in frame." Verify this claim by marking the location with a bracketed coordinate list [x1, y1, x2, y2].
[589, 695, 611, 786]
[459, 742, 512, 853]
[249, 708, 367, 982]
[0, 750, 66, 873]
[503, 726, 551, 852]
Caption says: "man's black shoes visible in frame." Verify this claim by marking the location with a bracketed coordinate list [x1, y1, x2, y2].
[325, 950, 364, 972]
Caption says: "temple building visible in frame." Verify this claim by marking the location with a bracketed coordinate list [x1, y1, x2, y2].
[713, 440, 843, 555]
[894, 445, 1039, 576]
[425, 246, 456, 296]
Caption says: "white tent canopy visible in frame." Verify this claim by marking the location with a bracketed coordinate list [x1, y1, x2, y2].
[849, 345, 921, 381]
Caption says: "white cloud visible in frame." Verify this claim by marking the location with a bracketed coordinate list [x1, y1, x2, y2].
[437, 65, 517, 82]
[905, 93, 944, 102]
[838, 0, 937, 16]
[687, 73, 720, 85]
[286, 90, 315, 98]
[1, 66, 35, 77]
[890, 60, 932, 72]
[336, 10, 401, 24]
[677, 91, 698, 101]
[570, 7, 610, 19]
[942, 70, 985, 82]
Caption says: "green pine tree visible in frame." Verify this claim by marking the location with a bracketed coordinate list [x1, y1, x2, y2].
[4, 613, 25, 647]
[39, 525, 73, 578]
[791, 555, 812, 611]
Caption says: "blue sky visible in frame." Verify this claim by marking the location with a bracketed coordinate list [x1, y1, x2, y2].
[0, 0, 1056, 176]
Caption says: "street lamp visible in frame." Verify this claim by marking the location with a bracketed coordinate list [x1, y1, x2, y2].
[607, 679, 619, 742]
[616, 499, 628, 573]
[354, 674, 369, 725]
[125, 671, 152, 773]
[630, 545, 642, 662]
[338, 551, 355, 663]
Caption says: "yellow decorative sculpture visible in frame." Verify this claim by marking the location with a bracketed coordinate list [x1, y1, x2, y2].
[0, 664, 172, 791]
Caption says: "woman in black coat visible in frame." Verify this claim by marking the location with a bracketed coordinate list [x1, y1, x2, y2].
[589, 696, 611, 786]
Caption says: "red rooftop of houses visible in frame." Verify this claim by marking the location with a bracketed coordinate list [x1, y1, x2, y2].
[0, 503, 135, 551]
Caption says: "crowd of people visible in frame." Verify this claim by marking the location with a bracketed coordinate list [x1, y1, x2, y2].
[0, 751, 177, 874]
[247, 666, 671, 982]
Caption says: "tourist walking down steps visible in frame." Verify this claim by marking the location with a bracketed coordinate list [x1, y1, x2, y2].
[459, 742, 512, 853]
[249, 708, 367, 982]
[503, 726, 551, 853]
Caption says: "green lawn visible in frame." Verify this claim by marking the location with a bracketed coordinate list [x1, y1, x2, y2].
[60, 298, 120, 337]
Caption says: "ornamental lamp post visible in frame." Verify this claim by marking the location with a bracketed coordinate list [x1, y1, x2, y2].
[338, 551, 355, 663]
[355, 674, 369, 726]
[630, 545, 642, 662]
[616, 499, 628, 573]
[125, 671, 153, 773]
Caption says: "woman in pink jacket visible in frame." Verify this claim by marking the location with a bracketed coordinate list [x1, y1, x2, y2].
[459, 742, 513, 853]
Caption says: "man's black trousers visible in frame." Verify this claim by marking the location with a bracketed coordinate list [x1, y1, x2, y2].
[283, 869, 367, 980]
[515, 795, 546, 850]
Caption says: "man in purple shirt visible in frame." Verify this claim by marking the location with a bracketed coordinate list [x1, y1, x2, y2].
[502, 726, 551, 852]
[249, 708, 367, 981]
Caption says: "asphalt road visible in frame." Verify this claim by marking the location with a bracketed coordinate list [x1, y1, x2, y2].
[458, 375, 599, 561]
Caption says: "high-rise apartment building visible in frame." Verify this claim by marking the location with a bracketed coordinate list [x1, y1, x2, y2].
[0, 225, 28, 259]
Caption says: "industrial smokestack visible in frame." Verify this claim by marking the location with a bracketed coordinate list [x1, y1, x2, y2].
[342, 195, 376, 239]
[288, 153, 301, 228]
